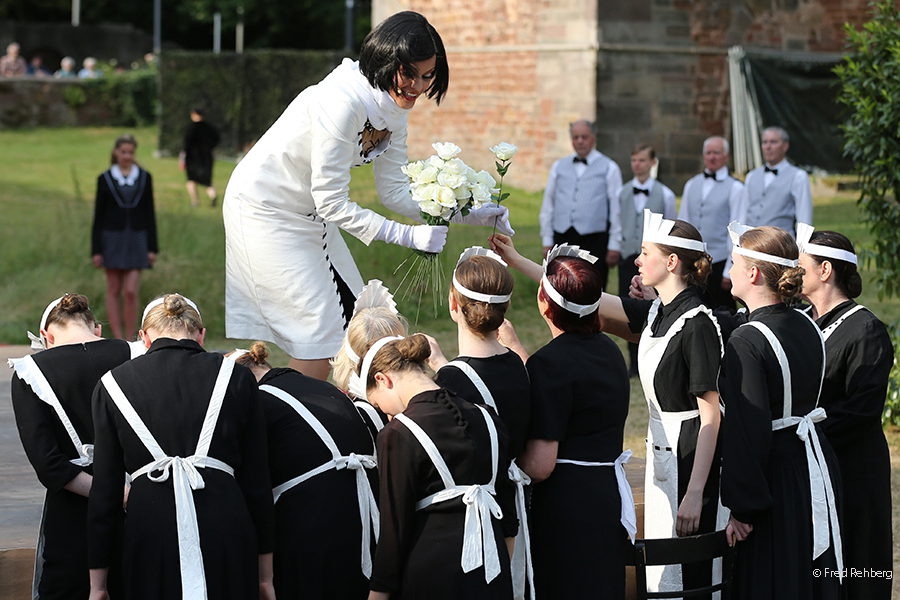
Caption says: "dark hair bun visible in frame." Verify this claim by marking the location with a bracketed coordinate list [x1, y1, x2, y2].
[164, 295, 189, 317]
[395, 334, 431, 363]
[58, 293, 91, 314]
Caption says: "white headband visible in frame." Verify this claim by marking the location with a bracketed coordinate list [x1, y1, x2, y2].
[343, 280, 399, 366]
[796, 223, 858, 266]
[28, 296, 66, 351]
[728, 221, 799, 268]
[642, 209, 707, 253]
[226, 348, 249, 362]
[452, 246, 511, 304]
[141, 294, 202, 326]
[347, 335, 404, 401]
[541, 244, 601, 317]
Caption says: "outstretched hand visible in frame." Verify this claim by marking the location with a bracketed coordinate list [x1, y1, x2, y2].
[456, 205, 514, 236]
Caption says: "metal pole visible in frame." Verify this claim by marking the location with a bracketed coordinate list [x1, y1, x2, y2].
[153, 0, 161, 54]
[72, 0, 80, 26]
[344, 0, 355, 52]
[213, 12, 222, 54]
[236, 5, 244, 54]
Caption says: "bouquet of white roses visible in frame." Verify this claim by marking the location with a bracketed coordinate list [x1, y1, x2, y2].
[396, 141, 517, 316]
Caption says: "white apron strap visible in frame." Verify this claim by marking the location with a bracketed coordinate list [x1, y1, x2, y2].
[354, 400, 385, 433]
[743, 322, 794, 420]
[507, 461, 535, 600]
[9, 356, 93, 466]
[747, 322, 842, 581]
[821, 304, 866, 341]
[441, 361, 498, 412]
[101, 360, 237, 600]
[556, 450, 637, 542]
[260, 384, 380, 578]
[396, 405, 503, 583]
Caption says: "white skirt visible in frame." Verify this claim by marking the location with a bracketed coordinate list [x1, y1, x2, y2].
[223, 195, 364, 360]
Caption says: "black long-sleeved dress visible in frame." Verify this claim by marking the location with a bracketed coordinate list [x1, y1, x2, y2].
[719, 304, 841, 600]
[526, 332, 631, 600]
[88, 338, 275, 600]
[370, 388, 517, 599]
[91, 167, 158, 270]
[434, 350, 531, 459]
[816, 300, 892, 599]
[183, 120, 220, 186]
[257, 367, 378, 600]
[11, 339, 131, 600]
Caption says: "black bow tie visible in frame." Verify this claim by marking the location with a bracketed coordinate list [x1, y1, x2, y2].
[703, 171, 717, 180]
[633, 187, 649, 196]
[765, 165, 778, 175]
[573, 156, 587, 164]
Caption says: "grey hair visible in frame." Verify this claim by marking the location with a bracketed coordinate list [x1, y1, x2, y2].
[763, 126, 790, 144]
[61, 56, 75, 68]
[702, 136, 730, 155]
[569, 119, 596, 136]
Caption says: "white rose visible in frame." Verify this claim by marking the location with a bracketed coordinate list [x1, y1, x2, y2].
[465, 166, 478, 184]
[490, 142, 518, 161]
[436, 185, 458, 207]
[470, 182, 492, 205]
[454, 184, 473, 200]
[441, 157, 468, 175]
[474, 170, 497, 189]
[419, 199, 445, 218]
[401, 160, 425, 180]
[415, 165, 439, 185]
[437, 170, 467, 190]
[432, 142, 462, 160]
[441, 205, 455, 221]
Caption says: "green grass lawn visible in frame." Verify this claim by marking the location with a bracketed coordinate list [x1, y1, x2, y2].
[2, 125, 899, 589]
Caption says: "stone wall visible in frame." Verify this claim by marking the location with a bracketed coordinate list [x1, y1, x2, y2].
[0, 78, 112, 129]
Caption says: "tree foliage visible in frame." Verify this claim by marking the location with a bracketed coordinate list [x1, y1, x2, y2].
[834, 0, 900, 425]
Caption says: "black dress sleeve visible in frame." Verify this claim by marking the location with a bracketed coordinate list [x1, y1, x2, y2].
[87, 380, 128, 569]
[434, 364, 482, 406]
[232, 372, 276, 554]
[370, 424, 419, 593]
[11, 375, 84, 492]
[820, 317, 893, 442]
[91, 173, 109, 256]
[719, 332, 774, 524]
[526, 348, 573, 441]
[143, 172, 158, 253]
[681, 313, 722, 397]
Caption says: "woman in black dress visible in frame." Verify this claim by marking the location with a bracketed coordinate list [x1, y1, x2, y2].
[88, 294, 275, 600]
[428, 247, 532, 599]
[797, 225, 893, 599]
[230, 341, 379, 600]
[10, 294, 131, 600]
[721, 224, 842, 600]
[91, 133, 158, 341]
[489, 236, 633, 600]
[180, 107, 220, 207]
[361, 334, 517, 600]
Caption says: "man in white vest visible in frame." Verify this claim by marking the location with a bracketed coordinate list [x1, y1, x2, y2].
[539, 119, 623, 290]
[615, 143, 675, 375]
[738, 126, 812, 238]
[678, 136, 743, 310]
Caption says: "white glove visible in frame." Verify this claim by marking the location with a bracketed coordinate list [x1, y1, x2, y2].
[453, 204, 515, 236]
[375, 220, 448, 253]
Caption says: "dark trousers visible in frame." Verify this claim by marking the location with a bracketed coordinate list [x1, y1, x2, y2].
[553, 228, 610, 291]
[701, 260, 736, 311]
[619, 254, 640, 373]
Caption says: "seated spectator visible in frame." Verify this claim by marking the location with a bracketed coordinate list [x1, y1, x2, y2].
[1, 42, 27, 77]
[55, 56, 77, 78]
[26, 55, 52, 77]
[78, 57, 103, 79]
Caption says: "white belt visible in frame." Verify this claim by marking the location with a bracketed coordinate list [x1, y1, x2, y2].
[417, 483, 503, 583]
[132, 454, 235, 598]
[556, 449, 637, 542]
[508, 461, 534, 600]
[772, 408, 843, 580]
[272, 452, 379, 577]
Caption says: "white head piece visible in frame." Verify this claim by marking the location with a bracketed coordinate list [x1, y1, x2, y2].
[452, 246, 511, 304]
[642, 209, 707, 253]
[141, 294, 202, 327]
[347, 335, 404, 401]
[796, 223, 857, 266]
[27, 296, 66, 351]
[343, 280, 398, 365]
[728, 221, 799, 268]
[540, 244, 601, 317]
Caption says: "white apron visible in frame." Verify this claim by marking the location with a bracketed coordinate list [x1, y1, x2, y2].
[743, 313, 843, 580]
[260, 384, 379, 578]
[354, 400, 386, 434]
[441, 361, 534, 600]
[100, 360, 236, 600]
[394, 405, 504, 584]
[9, 355, 95, 600]
[638, 299, 726, 593]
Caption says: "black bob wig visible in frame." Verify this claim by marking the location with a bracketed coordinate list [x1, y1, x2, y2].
[359, 11, 449, 105]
